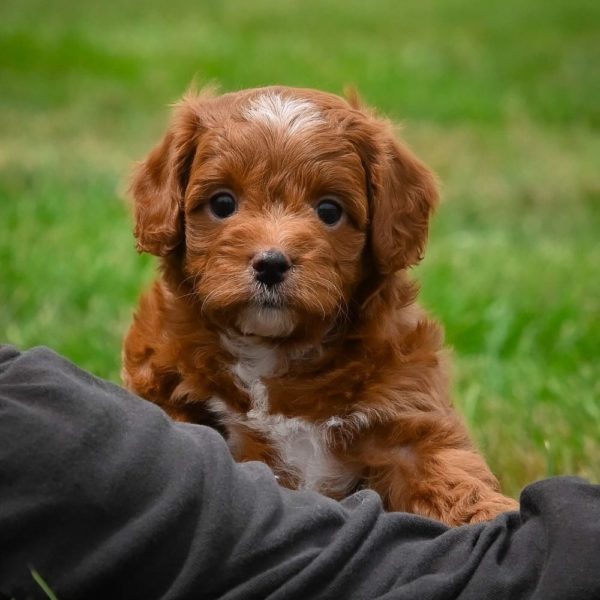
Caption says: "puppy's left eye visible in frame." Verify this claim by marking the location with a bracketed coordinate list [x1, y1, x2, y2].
[316, 199, 343, 227]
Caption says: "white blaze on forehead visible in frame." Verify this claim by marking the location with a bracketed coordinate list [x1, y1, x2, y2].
[244, 92, 325, 134]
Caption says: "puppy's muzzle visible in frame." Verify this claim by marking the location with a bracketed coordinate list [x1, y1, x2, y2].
[251, 249, 291, 287]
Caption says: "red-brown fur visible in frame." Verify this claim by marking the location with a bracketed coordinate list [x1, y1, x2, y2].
[123, 86, 518, 525]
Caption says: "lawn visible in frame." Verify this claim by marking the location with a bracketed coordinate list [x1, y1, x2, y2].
[1, 0, 598, 496]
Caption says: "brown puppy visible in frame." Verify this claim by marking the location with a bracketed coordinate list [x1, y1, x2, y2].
[123, 86, 518, 525]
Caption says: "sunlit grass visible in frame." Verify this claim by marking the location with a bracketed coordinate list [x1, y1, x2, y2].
[1, 0, 598, 496]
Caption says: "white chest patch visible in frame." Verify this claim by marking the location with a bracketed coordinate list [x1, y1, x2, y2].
[220, 333, 277, 414]
[263, 415, 358, 495]
[216, 334, 358, 496]
[244, 92, 325, 135]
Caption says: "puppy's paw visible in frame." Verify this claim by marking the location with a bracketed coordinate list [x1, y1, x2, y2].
[466, 494, 519, 524]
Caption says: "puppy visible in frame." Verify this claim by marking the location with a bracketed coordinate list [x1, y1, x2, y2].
[122, 86, 518, 525]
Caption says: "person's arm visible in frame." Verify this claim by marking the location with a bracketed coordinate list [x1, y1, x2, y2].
[1, 344, 598, 600]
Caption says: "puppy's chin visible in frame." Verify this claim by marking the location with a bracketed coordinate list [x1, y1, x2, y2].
[236, 305, 296, 338]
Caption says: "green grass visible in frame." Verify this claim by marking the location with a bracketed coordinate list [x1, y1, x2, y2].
[1, 0, 598, 496]
[31, 568, 59, 600]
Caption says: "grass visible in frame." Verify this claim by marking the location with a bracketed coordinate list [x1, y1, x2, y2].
[31, 568, 59, 600]
[1, 0, 598, 496]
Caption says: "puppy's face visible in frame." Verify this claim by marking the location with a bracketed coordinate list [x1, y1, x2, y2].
[183, 92, 369, 337]
[132, 87, 438, 339]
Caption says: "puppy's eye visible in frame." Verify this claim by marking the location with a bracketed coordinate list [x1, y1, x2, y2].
[209, 192, 237, 219]
[316, 199, 343, 226]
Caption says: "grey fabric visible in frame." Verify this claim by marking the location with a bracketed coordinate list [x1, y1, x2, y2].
[0, 344, 598, 599]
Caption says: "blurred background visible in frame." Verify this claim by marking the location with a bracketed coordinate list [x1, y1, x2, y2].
[1, 0, 598, 495]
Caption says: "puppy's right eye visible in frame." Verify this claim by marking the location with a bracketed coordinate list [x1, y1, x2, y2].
[209, 192, 237, 219]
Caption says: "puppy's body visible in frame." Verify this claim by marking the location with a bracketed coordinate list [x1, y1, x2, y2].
[123, 86, 518, 525]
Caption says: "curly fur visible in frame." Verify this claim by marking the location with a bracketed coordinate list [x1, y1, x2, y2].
[122, 85, 518, 525]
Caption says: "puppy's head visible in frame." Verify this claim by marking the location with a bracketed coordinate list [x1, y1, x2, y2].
[131, 86, 438, 339]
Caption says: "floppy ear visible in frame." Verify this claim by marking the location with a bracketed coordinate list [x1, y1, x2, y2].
[349, 112, 439, 274]
[130, 98, 203, 256]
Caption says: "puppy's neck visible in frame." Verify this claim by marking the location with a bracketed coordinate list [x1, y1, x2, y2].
[219, 329, 325, 377]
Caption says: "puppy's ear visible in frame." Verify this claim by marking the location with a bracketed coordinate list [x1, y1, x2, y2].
[130, 97, 203, 256]
[350, 115, 439, 274]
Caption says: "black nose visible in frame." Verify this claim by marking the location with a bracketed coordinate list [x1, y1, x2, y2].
[252, 250, 291, 286]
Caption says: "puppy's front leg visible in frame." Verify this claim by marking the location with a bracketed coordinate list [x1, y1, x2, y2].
[349, 415, 519, 526]
[226, 424, 300, 490]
